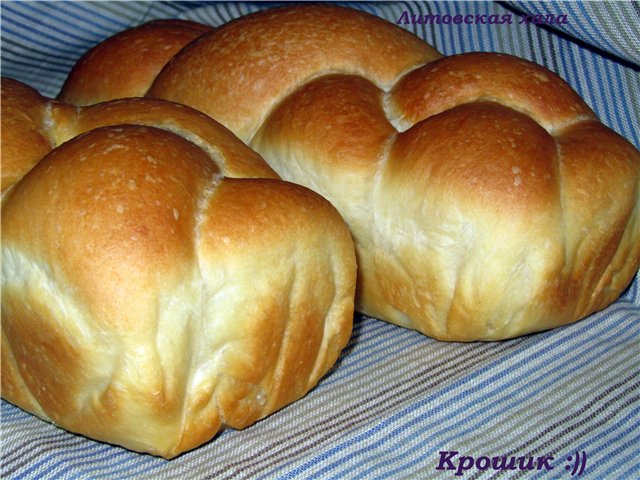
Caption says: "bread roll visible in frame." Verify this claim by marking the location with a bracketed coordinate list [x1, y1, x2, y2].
[1, 77, 356, 457]
[59, 5, 640, 341]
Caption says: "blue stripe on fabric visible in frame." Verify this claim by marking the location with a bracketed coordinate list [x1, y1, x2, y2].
[348, 318, 632, 476]
[625, 277, 640, 303]
[443, 2, 460, 55]
[457, 2, 481, 54]
[274, 312, 635, 478]
[1, 6, 112, 46]
[574, 50, 600, 105]
[484, 2, 497, 53]
[450, 1, 467, 55]
[609, 64, 639, 147]
[522, 5, 640, 146]
[570, 43, 597, 105]
[1, 3, 638, 478]
[343, 1, 378, 16]
[605, 61, 633, 139]
[378, 355, 639, 479]
[150, 0, 185, 15]
[0, 401, 30, 422]
[560, 33, 589, 104]
[568, 2, 620, 59]
[0, 413, 166, 479]
[53, 2, 133, 29]
[3, 1, 129, 40]
[50, 445, 165, 480]
[1, 62, 74, 78]
[0, 21, 93, 54]
[547, 2, 591, 51]
[615, 431, 640, 478]
[31, 442, 145, 479]
[1, 431, 80, 467]
[585, 407, 640, 467]
[330, 315, 601, 393]
[321, 340, 423, 387]
[0, 39, 78, 64]
[16, 443, 115, 480]
[595, 55, 623, 134]
[321, 327, 425, 387]
[340, 316, 638, 478]
[481, 1, 499, 52]
[456, 1, 477, 53]
[334, 319, 410, 358]
[14, 436, 166, 480]
[598, 61, 633, 137]
[588, 418, 640, 478]
[42, 0, 138, 30]
[580, 52, 609, 124]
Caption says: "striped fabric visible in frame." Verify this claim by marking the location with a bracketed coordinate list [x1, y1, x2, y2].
[1, 1, 639, 479]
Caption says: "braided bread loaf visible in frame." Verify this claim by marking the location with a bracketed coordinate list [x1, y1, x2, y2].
[1, 78, 356, 457]
[59, 4, 640, 342]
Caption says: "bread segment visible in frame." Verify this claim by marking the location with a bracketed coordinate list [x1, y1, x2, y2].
[1, 80, 356, 457]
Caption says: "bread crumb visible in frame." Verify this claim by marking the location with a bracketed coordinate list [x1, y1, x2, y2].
[104, 144, 128, 153]
[533, 72, 549, 82]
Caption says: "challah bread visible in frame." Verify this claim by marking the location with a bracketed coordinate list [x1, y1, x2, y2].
[58, 5, 640, 341]
[1, 78, 356, 457]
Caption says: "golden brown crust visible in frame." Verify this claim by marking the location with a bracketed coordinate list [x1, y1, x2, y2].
[389, 53, 595, 131]
[71, 98, 278, 179]
[146, 5, 440, 141]
[1, 81, 356, 457]
[58, 20, 211, 105]
[1, 78, 53, 194]
[56, 5, 640, 342]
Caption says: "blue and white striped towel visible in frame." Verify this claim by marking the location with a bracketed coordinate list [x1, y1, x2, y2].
[1, 2, 639, 479]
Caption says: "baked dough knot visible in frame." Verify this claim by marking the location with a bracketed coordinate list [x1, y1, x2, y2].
[1, 78, 356, 457]
[58, 5, 640, 341]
